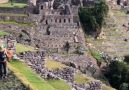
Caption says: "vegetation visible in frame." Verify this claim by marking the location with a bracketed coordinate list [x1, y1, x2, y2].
[0, 31, 8, 36]
[75, 73, 94, 84]
[90, 49, 104, 63]
[16, 43, 35, 53]
[102, 84, 116, 90]
[9, 60, 55, 90]
[104, 61, 129, 89]
[46, 57, 67, 70]
[124, 55, 129, 64]
[0, 13, 27, 16]
[0, 21, 35, 27]
[47, 79, 71, 90]
[0, 2, 27, 8]
[79, 0, 109, 33]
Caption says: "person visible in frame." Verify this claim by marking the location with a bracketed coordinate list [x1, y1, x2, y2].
[0, 46, 8, 79]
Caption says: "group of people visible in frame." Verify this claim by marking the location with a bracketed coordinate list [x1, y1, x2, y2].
[0, 46, 11, 79]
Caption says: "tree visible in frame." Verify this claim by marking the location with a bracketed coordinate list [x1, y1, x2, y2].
[79, 0, 109, 33]
[124, 55, 129, 64]
[104, 61, 129, 89]
[10, 0, 13, 5]
[64, 42, 70, 53]
[119, 83, 129, 90]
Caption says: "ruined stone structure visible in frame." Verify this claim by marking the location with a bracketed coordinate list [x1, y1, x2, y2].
[0, 35, 16, 55]
[22, 51, 75, 83]
[21, 51, 102, 90]
[0, 0, 86, 53]
[27, 0, 86, 53]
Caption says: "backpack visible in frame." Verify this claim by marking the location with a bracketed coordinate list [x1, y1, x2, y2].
[0, 51, 7, 62]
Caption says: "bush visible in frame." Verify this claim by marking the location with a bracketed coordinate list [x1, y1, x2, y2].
[79, 0, 109, 33]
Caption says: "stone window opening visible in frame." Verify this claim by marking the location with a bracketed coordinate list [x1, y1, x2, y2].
[46, 20, 48, 25]
[55, 19, 57, 22]
[59, 19, 61, 23]
[69, 19, 70, 23]
[41, 5, 43, 10]
[64, 19, 66, 23]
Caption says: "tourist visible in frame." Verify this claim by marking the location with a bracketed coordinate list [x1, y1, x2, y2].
[0, 46, 8, 79]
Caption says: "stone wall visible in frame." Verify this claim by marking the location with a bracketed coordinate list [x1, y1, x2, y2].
[0, 7, 33, 14]
[0, 35, 16, 55]
[74, 81, 102, 90]
[0, 15, 31, 23]
[21, 51, 75, 83]
[48, 54, 97, 76]
[48, 68, 75, 83]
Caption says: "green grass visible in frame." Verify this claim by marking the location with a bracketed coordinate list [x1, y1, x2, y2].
[16, 43, 35, 53]
[75, 73, 94, 84]
[47, 79, 71, 90]
[102, 84, 116, 90]
[0, 31, 8, 36]
[10, 60, 55, 90]
[0, 13, 27, 16]
[46, 57, 67, 70]
[90, 50, 104, 63]
[0, 21, 35, 27]
[0, 2, 27, 8]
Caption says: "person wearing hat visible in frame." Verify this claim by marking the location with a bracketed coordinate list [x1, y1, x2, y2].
[0, 46, 8, 79]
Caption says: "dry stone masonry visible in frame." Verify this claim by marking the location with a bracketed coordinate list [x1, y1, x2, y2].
[21, 51, 102, 90]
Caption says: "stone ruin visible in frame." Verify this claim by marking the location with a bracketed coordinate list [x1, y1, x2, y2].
[21, 51, 75, 83]
[0, 0, 87, 54]
[19, 51, 102, 90]
[0, 35, 16, 55]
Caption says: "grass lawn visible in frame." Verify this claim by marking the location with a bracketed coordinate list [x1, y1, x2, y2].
[0, 2, 27, 8]
[0, 31, 8, 36]
[16, 43, 35, 53]
[102, 84, 116, 90]
[0, 13, 27, 16]
[46, 57, 67, 70]
[47, 79, 71, 90]
[90, 50, 104, 63]
[9, 60, 55, 90]
[0, 21, 35, 27]
[75, 73, 94, 84]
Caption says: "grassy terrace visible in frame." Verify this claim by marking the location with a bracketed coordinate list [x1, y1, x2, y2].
[0, 2, 27, 8]
[0, 13, 27, 16]
[90, 49, 104, 63]
[16, 43, 36, 53]
[0, 21, 35, 27]
[75, 73, 115, 90]
[0, 31, 8, 36]
[14, 43, 72, 90]
[47, 79, 71, 90]
[46, 57, 67, 70]
[9, 60, 55, 90]
[75, 73, 94, 84]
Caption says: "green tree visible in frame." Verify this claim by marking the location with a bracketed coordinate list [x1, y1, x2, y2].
[79, 0, 109, 33]
[119, 83, 129, 90]
[10, 0, 13, 5]
[105, 61, 129, 89]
